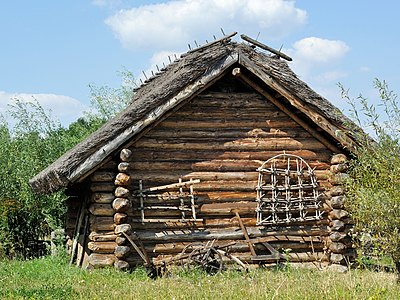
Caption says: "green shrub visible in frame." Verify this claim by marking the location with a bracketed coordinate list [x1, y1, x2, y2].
[340, 79, 400, 280]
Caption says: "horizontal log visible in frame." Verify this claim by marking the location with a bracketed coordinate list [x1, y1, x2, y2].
[91, 193, 114, 204]
[192, 93, 270, 108]
[128, 170, 330, 184]
[88, 253, 115, 268]
[100, 160, 118, 170]
[131, 149, 332, 163]
[135, 138, 326, 151]
[91, 172, 116, 182]
[147, 237, 325, 254]
[89, 231, 116, 242]
[89, 217, 114, 231]
[200, 202, 256, 214]
[158, 118, 301, 130]
[88, 241, 117, 253]
[132, 225, 329, 242]
[90, 182, 114, 192]
[128, 160, 330, 172]
[151, 251, 328, 265]
[88, 203, 114, 216]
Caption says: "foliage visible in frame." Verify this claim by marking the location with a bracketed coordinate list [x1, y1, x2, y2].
[1, 256, 400, 299]
[340, 79, 400, 278]
[86, 69, 135, 123]
[0, 71, 135, 259]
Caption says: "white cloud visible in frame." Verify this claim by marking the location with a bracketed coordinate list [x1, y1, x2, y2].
[287, 37, 350, 83]
[315, 71, 348, 84]
[360, 66, 370, 73]
[105, 0, 307, 50]
[292, 37, 350, 64]
[0, 91, 87, 126]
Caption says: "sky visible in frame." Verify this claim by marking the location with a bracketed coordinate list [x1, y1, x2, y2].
[0, 0, 399, 126]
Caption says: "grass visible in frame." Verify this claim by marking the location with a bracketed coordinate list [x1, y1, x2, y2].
[0, 255, 399, 299]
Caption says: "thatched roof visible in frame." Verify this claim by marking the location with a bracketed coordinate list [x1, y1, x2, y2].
[30, 34, 359, 194]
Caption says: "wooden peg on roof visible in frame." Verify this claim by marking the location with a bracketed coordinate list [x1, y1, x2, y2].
[240, 34, 293, 61]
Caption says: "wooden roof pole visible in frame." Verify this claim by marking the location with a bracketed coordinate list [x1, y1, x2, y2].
[232, 67, 342, 153]
[240, 34, 293, 61]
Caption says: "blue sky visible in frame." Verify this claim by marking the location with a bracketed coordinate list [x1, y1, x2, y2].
[0, 0, 399, 126]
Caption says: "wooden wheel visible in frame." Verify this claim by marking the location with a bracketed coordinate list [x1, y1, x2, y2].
[187, 246, 223, 274]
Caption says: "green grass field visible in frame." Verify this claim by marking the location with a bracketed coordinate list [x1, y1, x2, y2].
[0, 255, 399, 299]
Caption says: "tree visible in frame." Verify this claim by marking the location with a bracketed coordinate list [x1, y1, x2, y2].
[341, 79, 400, 280]
[0, 70, 136, 258]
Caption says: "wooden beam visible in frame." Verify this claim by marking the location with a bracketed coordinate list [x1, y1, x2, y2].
[240, 34, 292, 61]
[232, 67, 342, 153]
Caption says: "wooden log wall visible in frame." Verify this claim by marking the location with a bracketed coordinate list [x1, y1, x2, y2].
[85, 86, 341, 268]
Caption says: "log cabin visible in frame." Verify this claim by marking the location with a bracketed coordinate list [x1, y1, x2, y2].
[30, 33, 359, 272]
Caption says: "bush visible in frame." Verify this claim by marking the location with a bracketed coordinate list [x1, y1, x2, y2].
[341, 79, 400, 280]
[0, 71, 135, 259]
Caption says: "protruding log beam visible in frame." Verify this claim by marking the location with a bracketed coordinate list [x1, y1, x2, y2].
[112, 198, 132, 213]
[115, 245, 131, 259]
[88, 253, 115, 268]
[114, 259, 130, 271]
[114, 213, 128, 225]
[331, 154, 348, 165]
[118, 162, 131, 173]
[120, 149, 133, 162]
[115, 187, 130, 198]
[240, 34, 293, 61]
[115, 224, 132, 235]
[115, 173, 131, 186]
